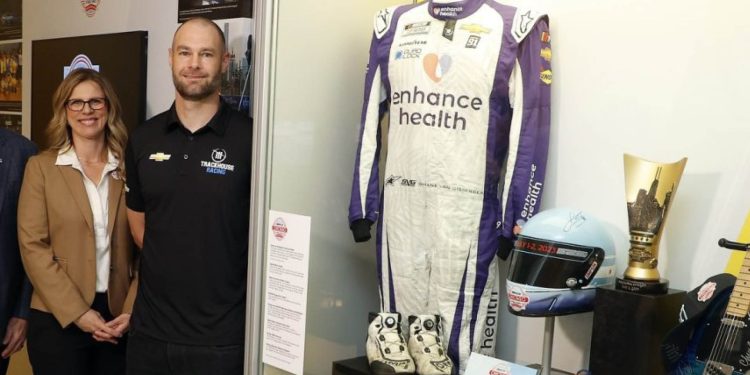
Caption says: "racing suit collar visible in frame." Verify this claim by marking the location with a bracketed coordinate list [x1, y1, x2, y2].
[428, 0, 485, 20]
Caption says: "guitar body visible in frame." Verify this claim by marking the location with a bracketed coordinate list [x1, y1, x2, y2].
[668, 274, 750, 375]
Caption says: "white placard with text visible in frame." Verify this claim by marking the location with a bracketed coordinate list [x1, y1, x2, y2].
[465, 353, 539, 375]
[261, 210, 312, 375]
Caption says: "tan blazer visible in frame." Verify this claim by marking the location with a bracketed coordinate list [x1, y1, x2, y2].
[17, 150, 137, 328]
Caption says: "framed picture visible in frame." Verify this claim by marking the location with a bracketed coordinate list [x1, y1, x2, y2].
[178, 0, 252, 22]
[0, 112, 21, 134]
[0, 0, 21, 41]
[0, 42, 21, 112]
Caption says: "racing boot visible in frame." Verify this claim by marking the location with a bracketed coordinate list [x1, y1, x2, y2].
[407, 315, 453, 375]
[366, 312, 415, 374]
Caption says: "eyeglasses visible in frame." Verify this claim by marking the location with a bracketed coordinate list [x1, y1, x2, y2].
[65, 98, 107, 112]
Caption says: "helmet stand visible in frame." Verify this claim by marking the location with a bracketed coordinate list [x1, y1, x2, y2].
[528, 316, 574, 375]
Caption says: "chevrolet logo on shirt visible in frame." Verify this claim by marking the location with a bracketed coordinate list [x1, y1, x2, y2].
[149, 152, 171, 162]
[460, 24, 491, 34]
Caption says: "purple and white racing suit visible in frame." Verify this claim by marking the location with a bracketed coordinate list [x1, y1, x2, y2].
[349, 0, 551, 370]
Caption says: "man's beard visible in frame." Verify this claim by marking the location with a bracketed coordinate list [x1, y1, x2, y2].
[173, 71, 221, 101]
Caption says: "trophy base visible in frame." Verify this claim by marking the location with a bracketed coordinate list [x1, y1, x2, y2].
[615, 277, 669, 294]
[590, 285, 686, 375]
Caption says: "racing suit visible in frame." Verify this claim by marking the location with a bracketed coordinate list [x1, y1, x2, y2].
[349, 0, 551, 371]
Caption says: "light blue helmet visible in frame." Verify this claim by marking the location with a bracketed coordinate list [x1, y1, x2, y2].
[506, 208, 616, 316]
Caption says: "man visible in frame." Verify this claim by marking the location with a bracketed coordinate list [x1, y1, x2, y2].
[0, 128, 36, 374]
[125, 17, 252, 375]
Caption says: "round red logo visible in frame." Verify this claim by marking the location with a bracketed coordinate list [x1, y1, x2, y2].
[697, 281, 717, 302]
[508, 286, 530, 312]
[272, 218, 288, 240]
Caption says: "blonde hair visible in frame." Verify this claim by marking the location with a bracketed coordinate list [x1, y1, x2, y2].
[46, 68, 128, 174]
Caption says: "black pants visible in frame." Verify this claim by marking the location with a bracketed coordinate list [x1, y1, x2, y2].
[0, 354, 8, 375]
[126, 331, 243, 375]
[27, 293, 126, 375]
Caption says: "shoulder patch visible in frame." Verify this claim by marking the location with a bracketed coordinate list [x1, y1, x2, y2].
[511, 9, 547, 43]
[374, 6, 398, 39]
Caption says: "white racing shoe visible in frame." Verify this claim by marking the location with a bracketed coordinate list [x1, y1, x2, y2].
[366, 312, 416, 374]
[407, 315, 453, 375]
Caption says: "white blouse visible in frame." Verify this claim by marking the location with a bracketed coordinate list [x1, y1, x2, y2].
[56, 147, 119, 293]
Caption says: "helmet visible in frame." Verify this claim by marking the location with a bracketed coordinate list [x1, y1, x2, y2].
[506, 208, 616, 316]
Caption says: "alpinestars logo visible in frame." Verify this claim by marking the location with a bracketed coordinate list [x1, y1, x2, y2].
[375, 8, 391, 36]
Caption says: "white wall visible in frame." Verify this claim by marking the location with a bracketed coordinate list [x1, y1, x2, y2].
[496, 0, 750, 371]
[22, 1, 252, 134]
[266, 0, 750, 373]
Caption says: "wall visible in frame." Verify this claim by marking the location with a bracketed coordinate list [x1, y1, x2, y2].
[264, 0, 750, 373]
[22, 1, 252, 134]
[496, 0, 750, 371]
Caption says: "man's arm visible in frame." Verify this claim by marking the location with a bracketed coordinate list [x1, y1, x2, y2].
[127, 209, 145, 249]
[1, 317, 27, 359]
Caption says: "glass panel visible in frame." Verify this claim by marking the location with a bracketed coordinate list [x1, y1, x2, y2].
[259, 0, 405, 374]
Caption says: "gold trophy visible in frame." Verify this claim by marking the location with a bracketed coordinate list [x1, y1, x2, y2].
[615, 154, 687, 294]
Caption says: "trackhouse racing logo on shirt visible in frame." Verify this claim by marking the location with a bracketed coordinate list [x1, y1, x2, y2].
[201, 148, 235, 175]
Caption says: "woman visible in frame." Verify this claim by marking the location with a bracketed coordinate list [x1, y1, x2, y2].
[17, 68, 136, 375]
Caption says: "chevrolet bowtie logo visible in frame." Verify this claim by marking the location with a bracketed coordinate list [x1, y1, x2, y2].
[460, 23, 491, 34]
[149, 152, 171, 162]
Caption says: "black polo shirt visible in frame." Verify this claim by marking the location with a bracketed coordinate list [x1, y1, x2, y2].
[125, 100, 252, 345]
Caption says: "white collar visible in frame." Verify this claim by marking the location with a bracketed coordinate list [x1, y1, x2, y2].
[55, 146, 119, 175]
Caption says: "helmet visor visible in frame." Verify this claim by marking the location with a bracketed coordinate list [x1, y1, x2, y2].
[507, 236, 605, 289]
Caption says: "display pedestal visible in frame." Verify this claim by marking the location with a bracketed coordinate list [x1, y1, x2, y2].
[589, 285, 685, 375]
[332, 356, 370, 375]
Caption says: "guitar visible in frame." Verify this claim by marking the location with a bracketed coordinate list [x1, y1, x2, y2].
[665, 239, 750, 375]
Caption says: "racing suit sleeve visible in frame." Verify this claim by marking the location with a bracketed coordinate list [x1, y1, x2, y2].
[349, 29, 389, 243]
[498, 18, 551, 259]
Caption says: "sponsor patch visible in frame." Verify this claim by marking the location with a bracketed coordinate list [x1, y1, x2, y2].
[697, 281, 717, 302]
[398, 39, 427, 47]
[433, 6, 462, 18]
[541, 31, 551, 43]
[423, 53, 452, 83]
[201, 148, 235, 175]
[149, 152, 171, 162]
[540, 69, 552, 85]
[442, 20, 456, 41]
[460, 23, 491, 34]
[465, 35, 481, 49]
[395, 48, 423, 60]
[540, 47, 552, 62]
[403, 21, 431, 37]
[508, 286, 530, 312]
[585, 261, 599, 280]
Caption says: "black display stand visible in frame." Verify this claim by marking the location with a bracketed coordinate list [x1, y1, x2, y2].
[332, 356, 370, 375]
[589, 285, 685, 375]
